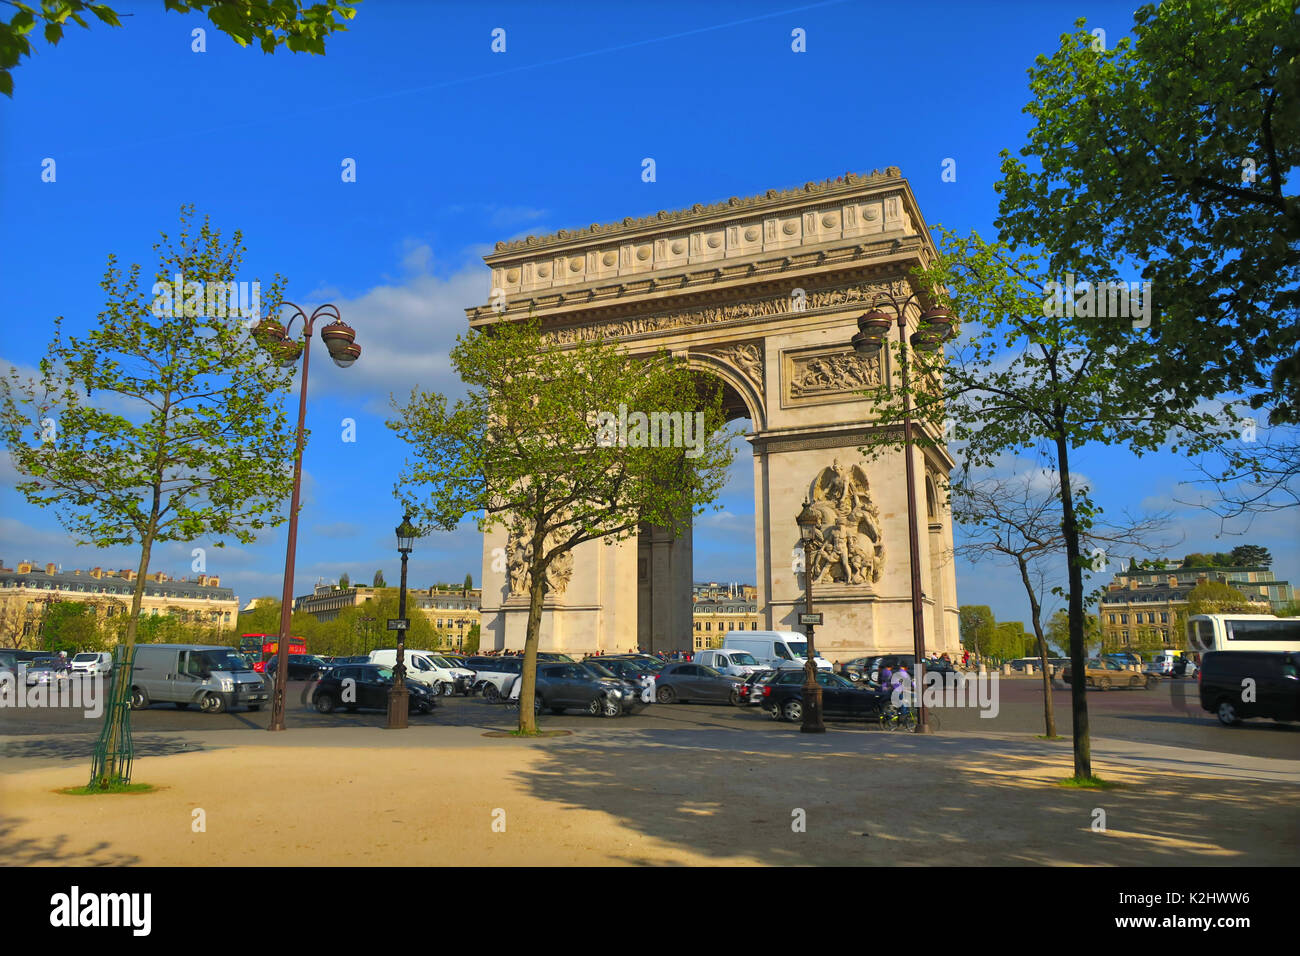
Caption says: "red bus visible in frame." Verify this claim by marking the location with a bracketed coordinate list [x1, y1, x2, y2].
[239, 634, 306, 673]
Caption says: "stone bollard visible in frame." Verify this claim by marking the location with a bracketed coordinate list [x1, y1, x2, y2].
[1002, 663, 1012, 676]
[1026, 664, 1035, 676]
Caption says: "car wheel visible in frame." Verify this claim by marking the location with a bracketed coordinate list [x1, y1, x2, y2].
[767, 704, 782, 720]
[1129, 676, 1143, 688]
[656, 685, 676, 704]
[130, 687, 149, 710]
[1216, 699, 1240, 726]
[483, 683, 500, 702]
[315, 693, 336, 714]
[433, 681, 448, 697]
[174, 702, 189, 710]
[199, 692, 226, 714]
[1098, 677, 1112, 690]
[782, 699, 803, 722]
[729, 688, 742, 706]
[601, 695, 621, 718]
[587, 696, 603, 716]
[534, 696, 543, 716]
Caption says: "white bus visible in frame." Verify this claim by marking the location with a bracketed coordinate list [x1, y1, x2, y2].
[1186, 614, 1300, 654]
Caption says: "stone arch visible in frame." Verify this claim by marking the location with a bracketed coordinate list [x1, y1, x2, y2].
[684, 350, 766, 431]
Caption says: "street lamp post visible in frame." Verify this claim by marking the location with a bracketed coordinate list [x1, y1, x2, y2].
[261, 303, 361, 733]
[387, 512, 418, 729]
[851, 294, 955, 734]
[796, 499, 826, 733]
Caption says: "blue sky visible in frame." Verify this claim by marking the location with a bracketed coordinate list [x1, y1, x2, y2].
[2, 0, 1296, 628]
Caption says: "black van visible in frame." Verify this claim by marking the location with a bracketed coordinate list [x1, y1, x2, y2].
[1198, 650, 1300, 726]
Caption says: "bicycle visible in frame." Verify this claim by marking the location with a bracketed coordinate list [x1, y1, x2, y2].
[877, 702, 916, 731]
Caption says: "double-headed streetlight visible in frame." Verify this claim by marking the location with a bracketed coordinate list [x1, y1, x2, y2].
[387, 512, 419, 729]
[256, 303, 361, 733]
[851, 293, 955, 734]
[796, 500, 826, 733]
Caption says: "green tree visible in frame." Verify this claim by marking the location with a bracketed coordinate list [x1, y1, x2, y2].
[464, 623, 480, 655]
[1229, 544, 1272, 567]
[40, 601, 100, 654]
[958, 605, 995, 661]
[865, 231, 1234, 780]
[338, 572, 350, 590]
[1, 0, 359, 97]
[389, 317, 735, 733]
[463, 572, 473, 593]
[994, 3, 1299, 424]
[1047, 610, 1102, 657]
[0, 207, 297, 786]
[372, 569, 386, 588]
[1187, 581, 1256, 616]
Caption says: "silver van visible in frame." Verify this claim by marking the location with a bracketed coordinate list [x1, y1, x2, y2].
[129, 644, 268, 714]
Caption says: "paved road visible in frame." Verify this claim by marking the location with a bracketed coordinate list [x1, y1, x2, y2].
[3, 675, 1297, 760]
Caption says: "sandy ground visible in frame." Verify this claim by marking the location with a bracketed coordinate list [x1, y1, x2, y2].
[2, 726, 1297, 866]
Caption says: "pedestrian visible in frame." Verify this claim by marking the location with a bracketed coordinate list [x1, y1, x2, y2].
[879, 664, 893, 690]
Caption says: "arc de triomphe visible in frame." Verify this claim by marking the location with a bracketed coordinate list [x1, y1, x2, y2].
[467, 168, 960, 661]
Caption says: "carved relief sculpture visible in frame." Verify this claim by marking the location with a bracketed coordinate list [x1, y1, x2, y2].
[506, 520, 575, 596]
[801, 460, 884, 586]
[710, 342, 764, 389]
[790, 350, 882, 397]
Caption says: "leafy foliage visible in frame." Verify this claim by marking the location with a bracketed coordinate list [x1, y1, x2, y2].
[994, 2, 1299, 424]
[1, 0, 359, 97]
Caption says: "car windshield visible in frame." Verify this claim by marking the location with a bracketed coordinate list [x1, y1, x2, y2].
[726, 651, 759, 666]
[72, 653, 98, 662]
[584, 662, 617, 679]
[373, 666, 395, 682]
[430, 656, 455, 668]
[784, 641, 809, 659]
[197, 651, 247, 672]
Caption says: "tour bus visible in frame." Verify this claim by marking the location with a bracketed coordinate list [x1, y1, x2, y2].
[1185, 614, 1300, 654]
[239, 633, 307, 673]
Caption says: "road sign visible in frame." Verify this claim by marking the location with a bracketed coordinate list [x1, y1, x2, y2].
[799, 612, 823, 626]
[387, 618, 409, 631]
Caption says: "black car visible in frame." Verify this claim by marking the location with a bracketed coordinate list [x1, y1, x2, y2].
[842, 654, 917, 684]
[1199, 650, 1299, 726]
[762, 669, 891, 722]
[653, 662, 744, 704]
[513, 661, 639, 717]
[265, 654, 331, 680]
[306, 663, 437, 715]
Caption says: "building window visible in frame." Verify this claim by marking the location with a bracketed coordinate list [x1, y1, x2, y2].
[1120, 614, 1128, 624]
[1160, 612, 1168, 624]
[1108, 614, 1116, 624]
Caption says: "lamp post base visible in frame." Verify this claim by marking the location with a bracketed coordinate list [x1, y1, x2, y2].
[800, 660, 826, 734]
[385, 683, 410, 730]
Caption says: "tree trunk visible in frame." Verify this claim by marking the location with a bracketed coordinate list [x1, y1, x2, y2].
[1055, 428, 1091, 778]
[1017, 556, 1057, 738]
[517, 556, 547, 734]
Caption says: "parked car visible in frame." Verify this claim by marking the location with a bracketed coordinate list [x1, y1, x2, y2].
[23, 661, 59, 686]
[1104, 652, 1143, 667]
[507, 661, 638, 716]
[1061, 657, 1154, 690]
[369, 649, 474, 696]
[693, 648, 768, 678]
[1199, 650, 1299, 726]
[130, 644, 268, 713]
[653, 662, 745, 704]
[738, 668, 783, 706]
[265, 654, 331, 681]
[1172, 656, 1198, 678]
[762, 669, 890, 722]
[307, 663, 437, 715]
[463, 656, 524, 699]
[583, 656, 656, 702]
[855, 654, 916, 684]
[69, 651, 113, 676]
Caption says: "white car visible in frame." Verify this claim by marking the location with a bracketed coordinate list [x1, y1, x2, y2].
[368, 649, 474, 696]
[694, 648, 768, 678]
[70, 651, 113, 676]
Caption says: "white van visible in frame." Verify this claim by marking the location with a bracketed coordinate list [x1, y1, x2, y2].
[721, 631, 832, 671]
[368, 649, 474, 695]
[70, 651, 113, 676]
[695, 648, 767, 678]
